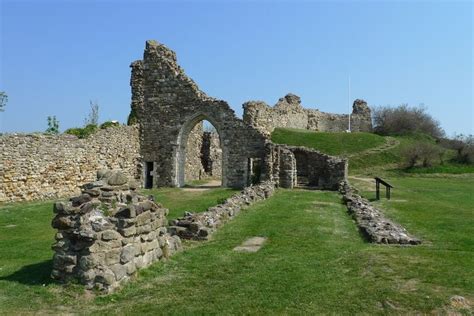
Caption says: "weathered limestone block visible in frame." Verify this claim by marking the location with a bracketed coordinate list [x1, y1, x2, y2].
[51, 170, 182, 293]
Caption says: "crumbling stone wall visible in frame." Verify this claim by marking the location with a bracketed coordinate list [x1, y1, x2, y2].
[262, 143, 347, 190]
[51, 170, 181, 293]
[339, 180, 421, 244]
[201, 131, 222, 178]
[185, 122, 205, 181]
[0, 126, 141, 203]
[170, 181, 275, 240]
[243, 94, 372, 135]
[131, 40, 268, 188]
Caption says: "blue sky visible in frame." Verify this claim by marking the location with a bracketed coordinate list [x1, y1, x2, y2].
[1, 0, 472, 136]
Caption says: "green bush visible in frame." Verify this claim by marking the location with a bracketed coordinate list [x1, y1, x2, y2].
[64, 124, 98, 139]
[100, 121, 120, 129]
[401, 141, 445, 168]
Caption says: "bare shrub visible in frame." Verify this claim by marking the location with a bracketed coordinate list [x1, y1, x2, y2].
[372, 104, 444, 139]
[401, 142, 444, 168]
[439, 134, 474, 165]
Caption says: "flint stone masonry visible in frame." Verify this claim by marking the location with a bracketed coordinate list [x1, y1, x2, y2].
[0, 126, 141, 203]
[51, 170, 182, 293]
[262, 143, 347, 190]
[185, 123, 223, 182]
[185, 122, 205, 181]
[131, 40, 269, 189]
[243, 93, 372, 135]
[339, 180, 421, 245]
[169, 181, 275, 240]
[201, 131, 222, 178]
[130, 40, 351, 190]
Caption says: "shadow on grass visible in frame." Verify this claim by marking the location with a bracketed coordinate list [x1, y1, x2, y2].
[0, 260, 54, 286]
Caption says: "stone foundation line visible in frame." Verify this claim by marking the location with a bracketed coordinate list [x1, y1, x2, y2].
[339, 180, 421, 245]
[169, 181, 275, 240]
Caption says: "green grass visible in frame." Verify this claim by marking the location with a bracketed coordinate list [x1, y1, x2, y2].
[142, 187, 238, 219]
[403, 163, 474, 174]
[0, 176, 473, 314]
[270, 128, 472, 174]
[271, 128, 386, 155]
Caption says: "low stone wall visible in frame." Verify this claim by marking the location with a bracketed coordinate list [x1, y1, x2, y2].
[51, 170, 181, 293]
[169, 181, 275, 240]
[243, 94, 372, 135]
[339, 180, 421, 245]
[0, 126, 141, 203]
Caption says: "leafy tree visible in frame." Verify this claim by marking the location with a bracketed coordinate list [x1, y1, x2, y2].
[45, 116, 60, 134]
[0, 91, 7, 112]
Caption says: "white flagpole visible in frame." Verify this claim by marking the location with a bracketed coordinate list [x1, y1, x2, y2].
[348, 76, 351, 132]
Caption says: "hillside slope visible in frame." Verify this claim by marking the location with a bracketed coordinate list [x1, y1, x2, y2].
[271, 128, 467, 173]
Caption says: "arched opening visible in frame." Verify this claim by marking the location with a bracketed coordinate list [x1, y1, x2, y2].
[176, 114, 224, 188]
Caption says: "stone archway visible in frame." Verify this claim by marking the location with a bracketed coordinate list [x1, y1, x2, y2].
[176, 113, 226, 187]
[131, 40, 269, 188]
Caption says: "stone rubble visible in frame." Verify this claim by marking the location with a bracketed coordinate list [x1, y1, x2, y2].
[51, 170, 181, 293]
[339, 180, 421, 245]
[169, 181, 275, 240]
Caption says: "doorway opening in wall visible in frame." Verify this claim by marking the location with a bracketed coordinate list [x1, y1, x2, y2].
[144, 161, 154, 189]
[184, 120, 223, 188]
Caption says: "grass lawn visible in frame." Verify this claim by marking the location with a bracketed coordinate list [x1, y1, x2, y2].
[403, 163, 474, 174]
[271, 128, 386, 156]
[0, 175, 473, 314]
[142, 187, 238, 219]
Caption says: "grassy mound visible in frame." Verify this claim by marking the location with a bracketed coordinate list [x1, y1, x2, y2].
[271, 128, 386, 156]
[271, 128, 470, 174]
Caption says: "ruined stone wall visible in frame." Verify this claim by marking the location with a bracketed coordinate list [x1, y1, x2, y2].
[201, 131, 222, 178]
[263, 143, 347, 190]
[185, 122, 205, 182]
[243, 94, 372, 135]
[0, 126, 141, 203]
[132, 40, 268, 188]
[170, 181, 275, 240]
[51, 170, 182, 293]
[339, 180, 421, 245]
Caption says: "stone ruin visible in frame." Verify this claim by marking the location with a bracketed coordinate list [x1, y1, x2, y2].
[170, 181, 275, 240]
[130, 40, 349, 190]
[339, 180, 421, 245]
[48, 42, 420, 294]
[243, 93, 372, 135]
[51, 170, 181, 292]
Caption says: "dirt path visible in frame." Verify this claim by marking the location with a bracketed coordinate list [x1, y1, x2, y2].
[181, 179, 222, 192]
[346, 136, 400, 158]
